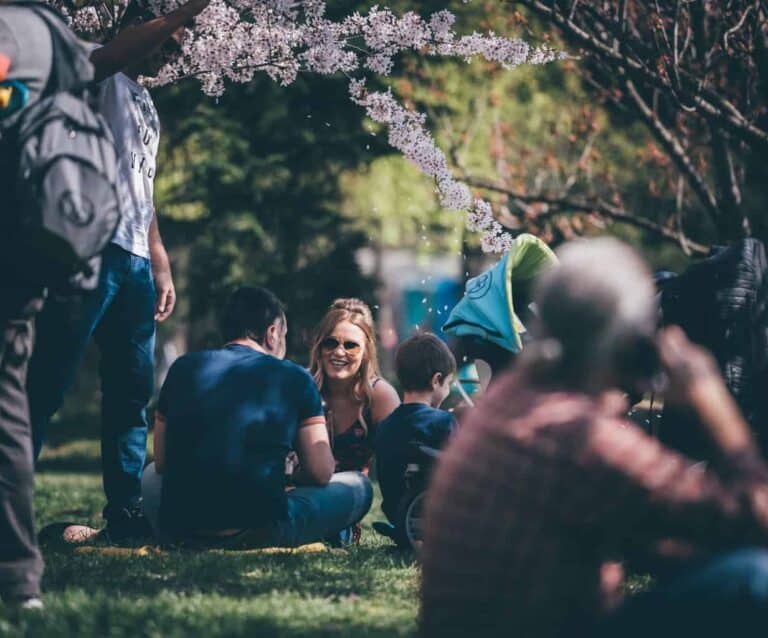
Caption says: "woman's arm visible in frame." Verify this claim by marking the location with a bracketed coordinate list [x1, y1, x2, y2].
[370, 379, 401, 424]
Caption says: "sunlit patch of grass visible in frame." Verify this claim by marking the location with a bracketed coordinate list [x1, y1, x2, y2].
[4, 438, 654, 637]
[3, 440, 419, 637]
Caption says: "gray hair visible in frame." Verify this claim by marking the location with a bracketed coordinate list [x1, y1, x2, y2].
[524, 237, 656, 392]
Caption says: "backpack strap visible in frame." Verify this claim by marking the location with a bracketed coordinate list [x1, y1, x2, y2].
[4, 0, 94, 95]
[0, 1, 93, 151]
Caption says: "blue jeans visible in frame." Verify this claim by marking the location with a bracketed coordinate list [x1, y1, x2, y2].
[596, 548, 768, 637]
[141, 463, 373, 547]
[28, 244, 155, 521]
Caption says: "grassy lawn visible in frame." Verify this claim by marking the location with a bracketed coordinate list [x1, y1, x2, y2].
[1, 440, 420, 637]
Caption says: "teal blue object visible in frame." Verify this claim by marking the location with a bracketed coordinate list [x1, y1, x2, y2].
[457, 362, 481, 396]
[442, 234, 558, 353]
[402, 288, 428, 334]
[0, 80, 28, 118]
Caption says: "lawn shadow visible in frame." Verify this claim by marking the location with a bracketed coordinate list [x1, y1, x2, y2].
[37, 456, 103, 474]
[37, 438, 103, 474]
[37, 438, 155, 475]
[41, 545, 419, 600]
[15, 594, 417, 638]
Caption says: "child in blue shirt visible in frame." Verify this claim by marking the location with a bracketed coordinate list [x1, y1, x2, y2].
[375, 333, 458, 523]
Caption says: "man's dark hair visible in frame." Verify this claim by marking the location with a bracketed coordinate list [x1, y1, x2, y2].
[220, 287, 286, 344]
[396, 333, 457, 392]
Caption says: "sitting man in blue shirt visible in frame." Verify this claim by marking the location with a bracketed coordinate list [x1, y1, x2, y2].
[375, 333, 457, 525]
[142, 287, 373, 547]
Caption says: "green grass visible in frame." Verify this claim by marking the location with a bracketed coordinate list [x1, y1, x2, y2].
[3, 438, 652, 637]
[1, 440, 420, 637]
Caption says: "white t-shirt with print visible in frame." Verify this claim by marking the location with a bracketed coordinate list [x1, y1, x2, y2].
[98, 72, 160, 259]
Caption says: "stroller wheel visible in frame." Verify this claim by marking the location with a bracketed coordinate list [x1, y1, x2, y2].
[397, 489, 427, 553]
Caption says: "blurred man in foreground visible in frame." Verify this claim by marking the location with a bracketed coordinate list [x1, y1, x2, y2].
[421, 238, 768, 638]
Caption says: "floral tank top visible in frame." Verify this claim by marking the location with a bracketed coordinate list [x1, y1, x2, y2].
[332, 407, 375, 474]
[329, 379, 381, 474]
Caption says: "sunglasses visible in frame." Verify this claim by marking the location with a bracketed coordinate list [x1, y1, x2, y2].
[320, 337, 362, 354]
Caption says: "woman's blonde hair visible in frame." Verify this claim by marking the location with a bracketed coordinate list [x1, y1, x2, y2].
[329, 298, 374, 330]
[309, 299, 380, 410]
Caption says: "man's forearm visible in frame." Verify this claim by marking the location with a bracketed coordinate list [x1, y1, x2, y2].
[660, 326, 759, 461]
[148, 212, 176, 320]
[688, 377, 758, 460]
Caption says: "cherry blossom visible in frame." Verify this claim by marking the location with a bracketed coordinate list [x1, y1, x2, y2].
[53, 0, 565, 252]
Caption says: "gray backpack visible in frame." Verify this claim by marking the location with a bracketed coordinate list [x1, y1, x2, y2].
[0, 1, 120, 290]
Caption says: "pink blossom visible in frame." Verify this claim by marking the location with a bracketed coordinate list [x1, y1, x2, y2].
[51, 0, 562, 252]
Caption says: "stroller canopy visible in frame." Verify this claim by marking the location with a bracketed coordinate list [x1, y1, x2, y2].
[442, 233, 558, 353]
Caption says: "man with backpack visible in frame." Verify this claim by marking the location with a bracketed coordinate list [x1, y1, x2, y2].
[0, 0, 95, 609]
[27, 0, 210, 545]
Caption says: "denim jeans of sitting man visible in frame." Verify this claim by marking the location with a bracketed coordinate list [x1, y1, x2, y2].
[27, 243, 155, 538]
[141, 464, 374, 549]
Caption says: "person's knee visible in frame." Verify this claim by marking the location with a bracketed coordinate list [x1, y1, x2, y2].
[331, 471, 372, 495]
[141, 463, 162, 538]
[331, 471, 373, 518]
[141, 462, 161, 493]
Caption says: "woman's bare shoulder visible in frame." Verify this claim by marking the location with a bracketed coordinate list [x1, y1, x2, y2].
[370, 378, 400, 421]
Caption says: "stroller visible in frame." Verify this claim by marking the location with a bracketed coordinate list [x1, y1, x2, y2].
[444, 233, 559, 378]
[373, 234, 558, 551]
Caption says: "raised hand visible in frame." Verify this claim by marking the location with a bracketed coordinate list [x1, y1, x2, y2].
[658, 326, 755, 456]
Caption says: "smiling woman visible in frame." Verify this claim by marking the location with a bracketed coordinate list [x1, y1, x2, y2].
[309, 299, 400, 476]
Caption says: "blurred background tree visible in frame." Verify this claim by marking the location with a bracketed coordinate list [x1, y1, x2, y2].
[152, 74, 381, 358]
[465, 0, 768, 254]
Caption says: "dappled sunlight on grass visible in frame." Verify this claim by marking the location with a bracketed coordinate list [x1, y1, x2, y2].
[37, 439, 102, 474]
[6, 440, 420, 637]
[6, 589, 418, 638]
[14, 438, 651, 637]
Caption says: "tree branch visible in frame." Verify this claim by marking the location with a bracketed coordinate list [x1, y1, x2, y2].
[512, 0, 768, 150]
[459, 174, 709, 255]
[710, 127, 748, 236]
[724, 4, 755, 51]
[621, 77, 726, 234]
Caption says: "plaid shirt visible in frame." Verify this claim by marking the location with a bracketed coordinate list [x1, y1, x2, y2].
[420, 372, 768, 638]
